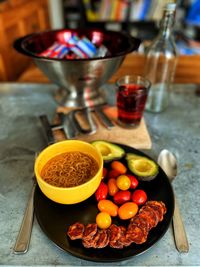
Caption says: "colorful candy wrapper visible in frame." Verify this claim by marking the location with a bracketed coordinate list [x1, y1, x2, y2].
[38, 42, 61, 57]
[67, 35, 79, 48]
[95, 45, 109, 57]
[70, 37, 97, 59]
[38, 42, 70, 59]
[38, 34, 107, 59]
[50, 44, 69, 58]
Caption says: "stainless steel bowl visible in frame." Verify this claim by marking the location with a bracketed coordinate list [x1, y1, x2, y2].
[14, 29, 141, 107]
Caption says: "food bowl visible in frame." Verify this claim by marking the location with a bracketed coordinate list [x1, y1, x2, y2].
[14, 28, 141, 107]
[34, 140, 103, 204]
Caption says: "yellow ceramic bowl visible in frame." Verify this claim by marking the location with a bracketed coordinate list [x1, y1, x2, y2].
[34, 140, 103, 204]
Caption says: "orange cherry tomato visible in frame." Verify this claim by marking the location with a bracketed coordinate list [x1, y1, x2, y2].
[118, 202, 138, 220]
[98, 199, 118, 217]
[111, 161, 127, 174]
[108, 178, 119, 196]
[96, 212, 112, 229]
[116, 175, 131, 190]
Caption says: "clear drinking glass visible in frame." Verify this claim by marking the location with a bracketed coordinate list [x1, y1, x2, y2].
[116, 75, 151, 128]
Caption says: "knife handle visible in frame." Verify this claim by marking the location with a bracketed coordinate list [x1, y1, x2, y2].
[13, 183, 36, 254]
[172, 196, 189, 253]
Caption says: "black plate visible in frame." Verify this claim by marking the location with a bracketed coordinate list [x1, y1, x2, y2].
[34, 144, 174, 262]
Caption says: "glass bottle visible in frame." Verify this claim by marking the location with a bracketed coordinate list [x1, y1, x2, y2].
[144, 3, 178, 113]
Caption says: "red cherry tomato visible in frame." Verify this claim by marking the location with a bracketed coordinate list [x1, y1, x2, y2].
[126, 174, 139, 189]
[131, 189, 147, 205]
[102, 167, 108, 180]
[113, 190, 131, 205]
[95, 182, 108, 202]
[108, 169, 121, 178]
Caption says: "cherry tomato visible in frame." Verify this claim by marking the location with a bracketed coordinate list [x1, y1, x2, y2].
[131, 189, 147, 205]
[118, 202, 138, 220]
[126, 174, 139, 189]
[111, 161, 127, 174]
[96, 212, 112, 229]
[108, 178, 119, 196]
[108, 169, 121, 178]
[113, 190, 131, 205]
[102, 167, 108, 180]
[116, 175, 131, 190]
[98, 199, 118, 217]
[95, 182, 108, 202]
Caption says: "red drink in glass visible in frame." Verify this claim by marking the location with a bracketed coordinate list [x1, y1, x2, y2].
[116, 75, 151, 127]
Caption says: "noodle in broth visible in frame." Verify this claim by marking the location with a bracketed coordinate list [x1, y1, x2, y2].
[40, 151, 99, 187]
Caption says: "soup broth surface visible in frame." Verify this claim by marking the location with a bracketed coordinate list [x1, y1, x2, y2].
[40, 151, 99, 187]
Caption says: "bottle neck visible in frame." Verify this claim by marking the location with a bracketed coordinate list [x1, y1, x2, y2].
[157, 10, 175, 39]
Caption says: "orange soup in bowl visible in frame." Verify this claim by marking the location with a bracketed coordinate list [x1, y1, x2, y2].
[40, 151, 99, 188]
[34, 140, 103, 204]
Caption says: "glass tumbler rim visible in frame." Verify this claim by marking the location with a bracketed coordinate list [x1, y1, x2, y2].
[116, 74, 151, 90]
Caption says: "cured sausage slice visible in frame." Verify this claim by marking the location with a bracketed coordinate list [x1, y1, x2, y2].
[96, 229, 110, 248]
[82, 223, 98, 241]
[146, 201, 166, 221]
[126, 224, 147, 244]
[139, 206, 158, 229]
[130, 214, 150, 233]
[67, 201, 167, 248]
[67, 222, 85, 240]
[82, 237, 95, 248]
[109, 224, 121, 242]
[118, 226, 132, 247]
[109, 224, 124, 249]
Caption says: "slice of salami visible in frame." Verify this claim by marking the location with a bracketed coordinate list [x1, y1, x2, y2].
[126, 224, 147, 244]
[82, 237, 95, 248]
[139, 206, 158, 229]
[143, 205, 160, 227]
[82, 223, 98, 241]
[96, 229, 110, 249]
[147, 203, 164, 221]
[109, 224, 124, 249]
[67, 222, 85, 240]
[146, 201, 167, 221]
[110, 239, 124, 249]
[118, 226, 132, 247]
[109, 224, 121, 242]
[130, 214, 150, 233]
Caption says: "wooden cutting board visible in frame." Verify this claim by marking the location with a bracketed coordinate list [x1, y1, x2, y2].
[53, 106, 152, 149]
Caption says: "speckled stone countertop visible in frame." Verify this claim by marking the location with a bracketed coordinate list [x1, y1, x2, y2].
[0, 83, 199, 266]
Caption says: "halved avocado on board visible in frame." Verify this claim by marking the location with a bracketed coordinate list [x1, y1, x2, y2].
[127, 157, 159, 181]
[91, 140, 125, 162]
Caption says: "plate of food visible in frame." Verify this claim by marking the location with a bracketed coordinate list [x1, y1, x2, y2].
[34, 141, 174, 262]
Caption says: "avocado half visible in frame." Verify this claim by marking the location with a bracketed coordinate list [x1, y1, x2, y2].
[126, 153, 159, 181]
[91, 141, 125, 162]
